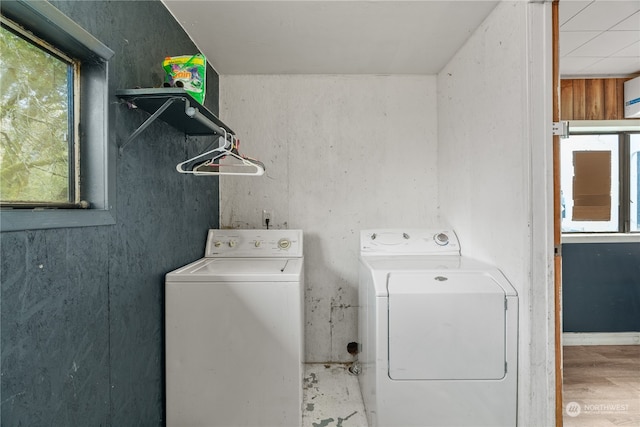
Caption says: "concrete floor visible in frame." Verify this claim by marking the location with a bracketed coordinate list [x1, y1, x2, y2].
[303, 364, 368, 427]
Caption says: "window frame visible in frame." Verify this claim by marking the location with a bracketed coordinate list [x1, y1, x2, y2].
[1, 16, 81, 207]
[561, 120, 640, 237]
[0, 0, 116, 231]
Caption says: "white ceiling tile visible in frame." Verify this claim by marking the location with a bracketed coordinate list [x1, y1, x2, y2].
[581, 56, 640, 74]
[560, 31, 602, 55]
[560, 56, 604, 75]
[612, 40, 640, 56]
[611, 10, 640, 30]
[561, 0, 640, 32]
[569, 31, 640, 57]
[560, 1, 594, 26]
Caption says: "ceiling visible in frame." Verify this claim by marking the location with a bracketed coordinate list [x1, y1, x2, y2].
[560, 0, 640, 77]
[161, 0, 499, 74]
[163, 0, 640, 77]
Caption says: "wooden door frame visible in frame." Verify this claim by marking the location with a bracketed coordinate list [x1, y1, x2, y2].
[552, 1, 563, 426]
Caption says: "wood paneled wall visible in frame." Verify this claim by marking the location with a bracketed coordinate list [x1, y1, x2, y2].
[560, 77, 635, 120]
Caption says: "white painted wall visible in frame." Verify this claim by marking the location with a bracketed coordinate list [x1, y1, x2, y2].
[219, 75, 439, 362]
[219, 2, 555, 423]
[438, 2, 554, 426]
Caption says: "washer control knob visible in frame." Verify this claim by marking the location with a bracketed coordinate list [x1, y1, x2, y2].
[255, 240, 262, 248]
[228, 240, 236, 248]
[278, 238, 291, 250]
[435, 233, 449, 246]
[214, 241, 222, 247]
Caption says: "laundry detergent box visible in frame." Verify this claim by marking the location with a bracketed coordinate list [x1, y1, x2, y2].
[163, 53, 206, 104]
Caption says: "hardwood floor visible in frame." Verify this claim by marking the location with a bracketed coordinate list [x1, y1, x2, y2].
[563, 345, 640, 427]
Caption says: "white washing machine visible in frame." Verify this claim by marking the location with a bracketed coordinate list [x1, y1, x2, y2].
[358, 229, 518, 427]
[165, 229, 304, 427]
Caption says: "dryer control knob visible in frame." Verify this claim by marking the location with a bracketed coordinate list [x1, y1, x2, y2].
[228, 240, 236, 248]
[255, 240, 262, 247]
[435, 233, 449, 246]
[278, 238, 291, 250]
[214, 241, 222, 247]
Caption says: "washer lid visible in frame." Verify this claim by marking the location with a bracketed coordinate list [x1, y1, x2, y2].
[388, 271, 507, 380]
[388, 271, 506, 295]
[361, 255, 518, 297]
[166, 258, 303, 282]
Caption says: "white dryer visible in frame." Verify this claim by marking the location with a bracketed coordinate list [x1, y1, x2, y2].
[358, 229, 518, 427]
[165, 229, 304, 427]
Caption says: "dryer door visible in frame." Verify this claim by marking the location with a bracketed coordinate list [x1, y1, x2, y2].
[388, 272, 506, 380]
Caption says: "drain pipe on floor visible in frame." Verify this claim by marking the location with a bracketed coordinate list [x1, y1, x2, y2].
[347, 342, 361, 375]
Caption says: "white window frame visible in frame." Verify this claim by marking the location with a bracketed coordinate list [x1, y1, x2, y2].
[0, 0, 115, 231]
[561, 120, 640, 243]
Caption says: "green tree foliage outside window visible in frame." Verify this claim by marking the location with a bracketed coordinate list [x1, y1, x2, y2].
[0, 23, 74, 204]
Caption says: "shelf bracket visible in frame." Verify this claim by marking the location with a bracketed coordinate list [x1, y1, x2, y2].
[119, 97, 180, 154]
[183, 98, 226, 136]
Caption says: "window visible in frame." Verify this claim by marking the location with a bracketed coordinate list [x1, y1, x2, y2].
[0, 0, 114, 231]
[1, 18, 79, 206]
[630, 134, 640, 232]
[561, 131, 640, 233]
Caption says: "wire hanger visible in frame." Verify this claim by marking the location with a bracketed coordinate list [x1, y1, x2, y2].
[176, 128, 265, 176]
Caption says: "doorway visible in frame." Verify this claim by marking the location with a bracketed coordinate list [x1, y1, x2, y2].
[555, 2, 640, 426]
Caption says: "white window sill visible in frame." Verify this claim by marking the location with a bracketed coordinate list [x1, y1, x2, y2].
[562, 233, 640, 244]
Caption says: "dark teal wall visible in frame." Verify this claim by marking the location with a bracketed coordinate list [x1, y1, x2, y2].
[562, 243, 640, 333]
[1, 1, 220, 425]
